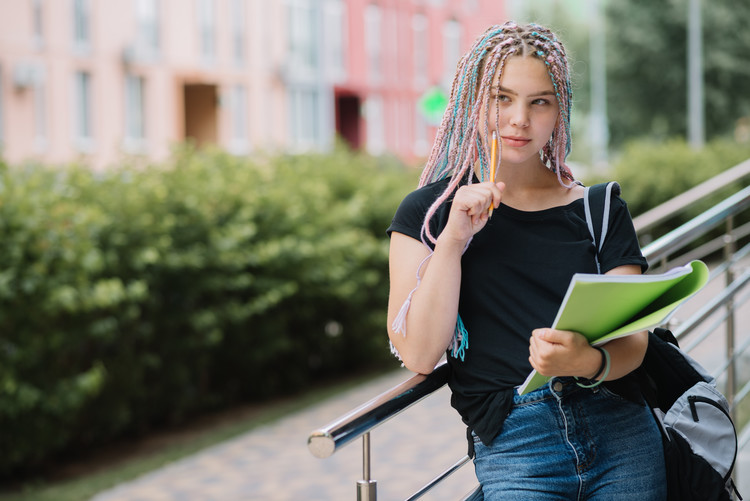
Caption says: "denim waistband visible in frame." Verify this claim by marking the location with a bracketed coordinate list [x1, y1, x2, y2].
[513, 377, 588, 406]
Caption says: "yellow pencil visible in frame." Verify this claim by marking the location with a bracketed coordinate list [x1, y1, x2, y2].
[489, 131, 497, 217]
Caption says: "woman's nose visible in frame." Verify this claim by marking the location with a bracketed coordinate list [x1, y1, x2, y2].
[509, 105, 529, 128]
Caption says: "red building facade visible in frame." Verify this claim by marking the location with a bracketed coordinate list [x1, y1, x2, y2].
[335, 0, 506, 162]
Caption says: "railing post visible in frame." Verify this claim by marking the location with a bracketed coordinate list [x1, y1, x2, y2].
[724, 216, 736, 421]
[357, 432, 377, 501]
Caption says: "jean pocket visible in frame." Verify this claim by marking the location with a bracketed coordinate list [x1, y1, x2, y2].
[597, 385, 633, 404]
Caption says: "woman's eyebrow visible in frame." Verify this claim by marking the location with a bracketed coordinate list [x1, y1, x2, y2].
[494, 85, 556, 97]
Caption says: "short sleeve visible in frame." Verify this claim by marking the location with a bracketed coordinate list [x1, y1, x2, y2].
[386, 180, 450, 247]
[598, 194, 648, 274]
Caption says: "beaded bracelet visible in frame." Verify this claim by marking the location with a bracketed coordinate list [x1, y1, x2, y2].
[575, 346, 611, 388]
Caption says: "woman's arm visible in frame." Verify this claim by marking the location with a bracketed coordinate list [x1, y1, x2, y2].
[528, 264, 649, 381]
[387, 232, 462, 373]
[387, 182, 504, 374]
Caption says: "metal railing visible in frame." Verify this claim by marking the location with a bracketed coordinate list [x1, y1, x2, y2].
[308, 159, 750, 500]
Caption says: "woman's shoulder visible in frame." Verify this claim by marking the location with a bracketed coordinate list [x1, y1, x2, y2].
[398, 178, 454, 210]
[583, 181, 633, 210]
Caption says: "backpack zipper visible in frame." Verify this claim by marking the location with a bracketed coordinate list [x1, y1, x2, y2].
[687, 394, 739, 484]
[688, 395, 731, 423]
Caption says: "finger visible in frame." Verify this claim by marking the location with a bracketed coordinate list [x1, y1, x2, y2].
[491, 181, 505, 208]
[533, 328, 574, 346]
[456, 187, 490, 213]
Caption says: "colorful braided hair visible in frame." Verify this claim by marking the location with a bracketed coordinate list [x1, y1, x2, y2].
[391, 22, 577, 362]
[420, 21, 576, 245]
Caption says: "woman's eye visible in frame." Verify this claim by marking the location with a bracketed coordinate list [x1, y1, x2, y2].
[532, 98, 550, 106]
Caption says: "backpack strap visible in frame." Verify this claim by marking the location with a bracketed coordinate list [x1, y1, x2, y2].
[583, 181, 621, 274]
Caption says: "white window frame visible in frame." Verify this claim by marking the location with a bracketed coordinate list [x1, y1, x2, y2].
[33, 79, 47, 152]
[73, 0, 91, 54]
[229, 84, 249, 154]
[288, 0, 317, 78]
[124, 74, 146, 151]
[323, 0, 347, 82]
[383, 7, 399, 84]
[73, 70, 93, 151]
[0, 65, 4, 150]
[197, 0, 216, 65]
[289, 87, 320, 149]
[412, 13, 428, 89]
[33, 0, 45, 50]
[230, 0, 246, 68]
[414, 99, 429, 156]
[365, 4, 382, 85]
[136, 0, 160, 58]
[366, 94, 385, 155]
[442, 19, 462, 88]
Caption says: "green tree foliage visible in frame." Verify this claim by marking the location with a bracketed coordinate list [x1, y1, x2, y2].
[605, 138, 750, 217]
[606, 0, 750, 147]
[0, 146, 417, 478]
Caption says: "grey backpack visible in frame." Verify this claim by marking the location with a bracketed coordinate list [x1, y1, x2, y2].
[585, 182, 741, 500]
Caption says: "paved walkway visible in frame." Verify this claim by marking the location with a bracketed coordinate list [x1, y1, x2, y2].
[90, 367, 478, 501]
[91, 260, 750, 501]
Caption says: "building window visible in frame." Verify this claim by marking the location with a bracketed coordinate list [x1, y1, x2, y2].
[33, 0, 45, 49]
[230, 0, 246, 67]
[414, 100, 429, 156]
[125, 74, 145, 150]
[34, 80, 47, 152]
[289, 88, 319, 148]
[383, 7, 398, 84]
[288, 0, 317, 77]
[229, 84, 248, 153]
[366, 94, 384, 154]
[73, 0, 90, 53]
[323, 0, 347, 82]
[442, 19, 462, 87]
[136, 0, 160, 57]
[364, 4, 382, 84]
[74, 71, 93, 150]
[412, 13, 428, 89]
[197, 0, 216, 64]
[0, 65, 4, 150]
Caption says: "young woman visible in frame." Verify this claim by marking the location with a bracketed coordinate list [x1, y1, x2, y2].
[386, 22, 666, 500]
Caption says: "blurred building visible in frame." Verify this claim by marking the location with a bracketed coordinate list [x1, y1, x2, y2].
[0, 0, 505, 168]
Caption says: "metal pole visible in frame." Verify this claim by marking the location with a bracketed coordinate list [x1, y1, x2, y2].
[687, 0, 705, 149]
[589, 0, 609, 169]
[724, 218, 737, 419]
[357, 432, 377, 501]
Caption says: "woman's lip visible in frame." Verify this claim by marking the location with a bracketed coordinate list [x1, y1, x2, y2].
[501, 136, 532, 147]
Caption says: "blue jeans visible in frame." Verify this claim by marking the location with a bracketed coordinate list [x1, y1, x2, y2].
[472, 377, 666, 500]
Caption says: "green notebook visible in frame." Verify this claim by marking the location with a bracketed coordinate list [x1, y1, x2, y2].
[517, 260, 709, 395]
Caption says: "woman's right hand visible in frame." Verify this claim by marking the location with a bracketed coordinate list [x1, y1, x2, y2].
[439, 181, 505, 244]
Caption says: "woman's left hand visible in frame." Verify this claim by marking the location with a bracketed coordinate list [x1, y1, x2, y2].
[528, 328, 601, 379]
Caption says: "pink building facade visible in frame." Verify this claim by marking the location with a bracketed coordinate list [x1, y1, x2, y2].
[0, 1, 505, 168]
[336, 0, 506, 161]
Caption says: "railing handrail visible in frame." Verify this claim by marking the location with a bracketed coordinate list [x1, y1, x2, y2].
[641, 184, 750, 264]
[308, 362, 449, 459]
[632, 158, 750, 234]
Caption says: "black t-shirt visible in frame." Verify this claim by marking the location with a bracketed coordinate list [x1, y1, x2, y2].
[387, 178, 648, 444]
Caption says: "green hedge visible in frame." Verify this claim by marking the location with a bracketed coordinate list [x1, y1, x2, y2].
[585, 138, 750, 219]
[0, 146, 417, 478]
[583, 138, 750, 252]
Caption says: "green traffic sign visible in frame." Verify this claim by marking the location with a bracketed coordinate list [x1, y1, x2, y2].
[419, 87, 449, 125]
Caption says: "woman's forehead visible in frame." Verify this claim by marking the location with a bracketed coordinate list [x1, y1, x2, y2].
[493, 56, 554, 93]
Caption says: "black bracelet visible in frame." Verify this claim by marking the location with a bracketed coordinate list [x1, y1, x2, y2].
[576, 346, 606, 384]
[590, 346, 607, 380]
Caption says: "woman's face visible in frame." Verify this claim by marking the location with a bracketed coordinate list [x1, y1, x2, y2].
[487, 56, 559, 166]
